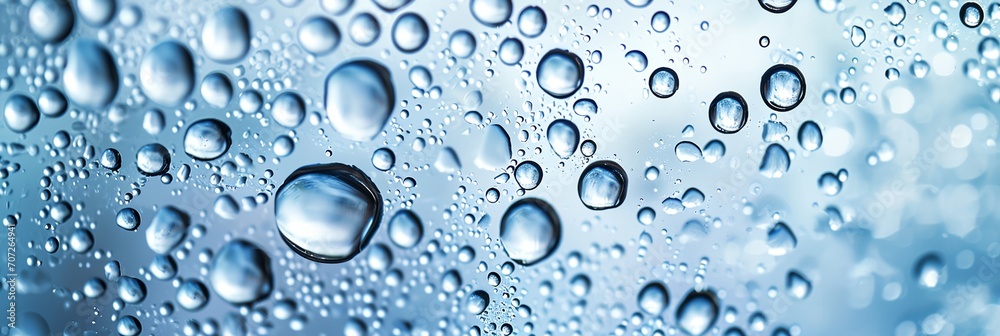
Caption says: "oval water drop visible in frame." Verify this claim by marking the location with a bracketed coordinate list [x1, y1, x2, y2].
[202, 7, 251, 63]
[210, 239, 273, 305]
[64, 40, 119, 108]
[547, 119, 580, 159]
[140, 41, 195, 106]
[709, 92, 748, 134]
[325, 60, 395, 141]
[537, 49, 584, 99]
[499, 198, 561, 266]
[391, 13, 428, 53]
[578, 161, 628, 210]
[676, 290, 720, 336]
[387, 209, 423, 249]
[759, 144, 790, 178]
[183, 119, 232, 161]
[760, 64, 805, 111]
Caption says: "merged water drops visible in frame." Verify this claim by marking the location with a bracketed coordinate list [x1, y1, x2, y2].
[499, 198, 561, 266]
[274, 163, 382, 263]
[708, 92, 748, 134]
[537, 49, 585, 99]
[578, 161, 628, 210]
[325, 60, 395, 141]
[760, 64, 805, 111]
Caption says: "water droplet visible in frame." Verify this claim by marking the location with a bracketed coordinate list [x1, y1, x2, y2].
[372, 0, 411, 12]
[675, 141, 703, 162]
[759, 0, 797, 13]
[183, 119, 232, 161]
[470, 0, 513, 27]
[321, 0, 354, 14]
[676, 289, 720, 336]
[914, 253, 945, 288]
[537, 49, 584, 99]
[547, 119, 580, 159]
[638, 282, 669, 315]
[69, 228, 94, 253]
[797, 121, 823, 151]
[115, 207, 141, 231]
[37, 87, 68, 118]
[140, 41, 195, 106]
[760, 64, 805, 111]
[145, 206, 189, 255]
[391, 13, 428, 53]
[64, 40, 120, 108]
[3, 95, 40, 133]
[766, 222, 797, 256]
[176, 279, 210, 311]
[625, 50, 648, 72]
[514, 161, 543, 190]
[498, 38, 524, 65]
[77, 0, 116, 26]
[298, 17, 341, 55]
[271, 92, 306, 128]
[210, 239, 274, 304]
[467, 290, 490, 314]
[349, 13, 381, 46]
[637, 207, 656, 225]
[649, 67, 679, 98]
[709, 92, 748, 134]
[200, 72, 234, 108]
[786, 271, 811, 299]
[117, 276, 147, 303]
[499, 198, 561, 265]
[759, 144, 790, 178]
[117, 315, 142, 336]
[475, 124, 512, 170]
[136, 143, 171, 176]
[517, 6, 546, 38]
[28, 0, 75, 42]
[817, 172, 842, 196]
[449, 30, 477, 58]
[651, 11, 671, 32]
[883, 2, 906, 25]
[578, 161, 628, 210]
[960, 2, 984, 28]
[275, 163, 382, 263]
[703, 140, 726, 163]
[388, 209, 422, 249]
[202, 7, 251, 63]
[372, 147, 396, 171]
[325, 60, 395, 141]
[850, 25, 866, 47]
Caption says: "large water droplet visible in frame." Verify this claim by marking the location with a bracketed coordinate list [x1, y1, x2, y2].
[760, 64, 805, 111]
[145, 206, 189, 255]
[274, 163, 382, 263]
[517, 6, 546, 38]
[64, 40, 119, 108]
[176, 279, 210, 311]
[960, 2, 984, 28]
[391, 13, 428, 53]
[387, 209, 423, 249]
[498, 38, 524, 65]
[759, 144, 790, 178]
[514, 161, 543, 190]
[709, 92, 748, 134]
[766, 222, 797, 256]
[676, 290, 720, 336]
[3, 95, 40, 133]
[210, 239, 273, 305]
[850, 25, 866, 47]
[470, 0, 513, 27]
[797, 120, 823, 151]
[200, 72, 234, 108]
[625, 50, 648, 72]
[467, 290, 490, 314]
[28, 0, 75, 42]
[449, 30, 477, 58]
[271, 92, 306, 128]
[883, 2, 906, 25]
[537, 49, 584, 99]
[325, 60, 395, 141]
[298, 17, 341, 55]
[547, 119, 579, 159]
[914, 253, 945, 288]
[136, 143, 171, 176]
[140, 41, 195, 106]
[649, 67, 679, 98]
[77, 0, 116, 26]
[638, 282, 669, 315]
[348, 13, 380, 46]
[183, 119, 232, 161]
[115, 207, 141, 231]
[651, 11, 671, 32]
[202, 7, 251, 63]
[499, 198, 561, 266]
[475, 124, 512, 170]
[578, 161, 628, 210]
